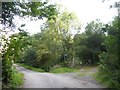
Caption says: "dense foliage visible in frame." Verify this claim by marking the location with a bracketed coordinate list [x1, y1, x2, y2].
[2, 2, 58, 27]
[73, 20, 105, 65]
[18, 11, 80, 71]
[18, 17, 105, 71]
[98, 17, 119, 89]
[2, 31, 29, 87]
[1, 1, 58, 88]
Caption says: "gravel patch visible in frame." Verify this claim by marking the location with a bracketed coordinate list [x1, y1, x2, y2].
[59, 68, 102, 86]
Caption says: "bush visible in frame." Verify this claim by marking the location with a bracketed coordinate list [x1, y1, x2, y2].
[95, 70, 119, 90]
[21, 47, 37, 66]
[37, 52, 53, 72]
[98, 52, 120, 89]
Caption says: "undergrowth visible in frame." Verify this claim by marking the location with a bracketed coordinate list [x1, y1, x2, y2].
[19, 63, 45, 72]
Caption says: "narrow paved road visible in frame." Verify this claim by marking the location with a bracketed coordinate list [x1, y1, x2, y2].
[15, 64, 103, 88]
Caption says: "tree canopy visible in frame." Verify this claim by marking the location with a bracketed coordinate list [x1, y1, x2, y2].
[1, 1, 58, 27]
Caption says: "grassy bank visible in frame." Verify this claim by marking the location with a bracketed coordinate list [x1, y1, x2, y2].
[2, 68, 24, 88]
[93, 71, 119, 89]
[10, 69, 24, 88]
[19, 63, 45, 72]
[19, 63, 79, 73]
[50, 67, 79, 73]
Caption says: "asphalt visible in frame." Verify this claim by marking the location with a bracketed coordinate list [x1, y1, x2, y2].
[15, 64, 104, 88]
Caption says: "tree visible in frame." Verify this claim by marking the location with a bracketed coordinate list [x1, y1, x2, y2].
[1, 1, 58, 87]
[2, 31, 29, 87]
[19, 10, 81, 70]
[73, 20, 104, 65]
[1, 1, 58, 27]
[99, 16, 120, 89]
[97, 1, 120, 89]
[44, 10, 80, 67]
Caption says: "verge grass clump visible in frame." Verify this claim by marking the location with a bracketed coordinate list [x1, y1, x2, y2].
[50, 67, 78, 73]
[10, 68, 24, 88]
[93, 71, 119, 90]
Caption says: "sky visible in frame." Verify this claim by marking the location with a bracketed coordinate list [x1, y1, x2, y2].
[56, 0, 118, 22]
[15, 0, 119, 34]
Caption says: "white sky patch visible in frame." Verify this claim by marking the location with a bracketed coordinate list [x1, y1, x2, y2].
[55, 0, 118, 22]
[13, 16, 46, 34]
[24, 20, 46, 34]
[13, 0, 119, 34]
[55, 0, 118, 32]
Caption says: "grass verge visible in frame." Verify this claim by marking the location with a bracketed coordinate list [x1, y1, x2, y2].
[92, 71, 110, 88]
[50, 67, 79, 73]
[10, 68, 24, 88]
[19, 63, 45, 72]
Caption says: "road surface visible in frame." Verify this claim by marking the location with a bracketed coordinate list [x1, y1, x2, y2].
[15, 64, 103, 88]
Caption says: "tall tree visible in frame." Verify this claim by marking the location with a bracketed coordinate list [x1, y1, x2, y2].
[99, 16, 119, 89]
[73, 20, 104, 65]
[97, 1, 120, 89]
[44, 10, 80, 67]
